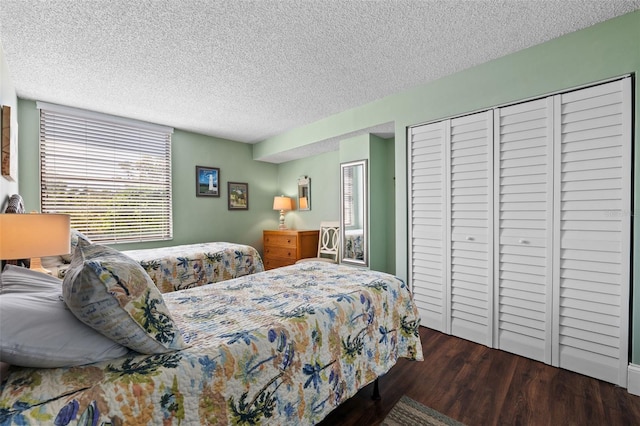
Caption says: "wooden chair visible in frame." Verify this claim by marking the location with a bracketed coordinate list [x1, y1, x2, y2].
[296, 221, 340, 263]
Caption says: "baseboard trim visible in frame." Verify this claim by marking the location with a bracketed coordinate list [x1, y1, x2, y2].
[627, 364, 640, 396]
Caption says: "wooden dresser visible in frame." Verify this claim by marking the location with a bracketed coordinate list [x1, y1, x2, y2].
[263, 229, 319, 270]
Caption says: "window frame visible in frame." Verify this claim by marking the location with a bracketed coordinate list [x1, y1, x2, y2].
[38, 102, 174, 244]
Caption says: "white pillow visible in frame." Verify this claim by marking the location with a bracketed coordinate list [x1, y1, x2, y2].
[0, 265, 129, 368]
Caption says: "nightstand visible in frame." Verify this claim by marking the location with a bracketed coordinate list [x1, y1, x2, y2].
[263, 229, 319, 270]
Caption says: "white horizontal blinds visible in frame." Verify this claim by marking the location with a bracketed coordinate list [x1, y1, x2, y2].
[448, 111, 493, 345]
[39, 103, 173, 244]
[553, 78, 631, 386]
[409, 121, 448, 332]
[494, 98, 554, 363]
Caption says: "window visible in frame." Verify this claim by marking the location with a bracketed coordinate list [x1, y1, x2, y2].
[38, 102, 173, 244]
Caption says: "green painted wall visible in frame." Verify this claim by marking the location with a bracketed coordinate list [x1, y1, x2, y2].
[339, 134, 368, 164]
[369, 135, 392, 273]
[275, 150, 340, 230]
[253, 11, 640, 360]
[385, 138, 396, 273]
[17, 99, 278, 253]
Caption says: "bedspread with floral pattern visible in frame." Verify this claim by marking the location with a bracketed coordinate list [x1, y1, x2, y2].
[0, 261, 422, 425]
[127, 242, 264, 293]
[44, 242, 264, 293]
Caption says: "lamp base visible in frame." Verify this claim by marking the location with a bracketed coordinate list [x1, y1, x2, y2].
[29, 257, 52, 275]
[278, 210, 288, 230]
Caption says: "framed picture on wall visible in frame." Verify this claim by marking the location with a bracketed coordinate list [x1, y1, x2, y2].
[196, 166, 220, 197]
[228, 182, 248, 210]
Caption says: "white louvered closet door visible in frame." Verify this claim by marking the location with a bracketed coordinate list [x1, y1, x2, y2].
[409, 121, 448, 332]
[448, 111, 493, 345]
[408, 76, 631, 387]
[494, 98, 554, 363]
[553, 78, 631, 386]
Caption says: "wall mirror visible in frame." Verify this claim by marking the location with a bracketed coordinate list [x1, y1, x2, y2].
[340, 160, 367, 267]
[298, 176, 311, 210]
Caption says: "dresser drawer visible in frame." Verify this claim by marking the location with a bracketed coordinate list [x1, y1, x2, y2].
[263, 233, 297, 248]
[264, 246, 296, 260]
[263, 257, 295, 269]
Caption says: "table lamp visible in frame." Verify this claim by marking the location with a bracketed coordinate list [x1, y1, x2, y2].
[0, 213, 70, 274]
[272, 195, 293, 230]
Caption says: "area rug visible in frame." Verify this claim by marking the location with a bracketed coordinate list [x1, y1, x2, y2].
[382, 395, 466, 426]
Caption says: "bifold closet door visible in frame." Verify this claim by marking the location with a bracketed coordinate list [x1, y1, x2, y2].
[494, 98, 554, 363]
[409, 111, 493, 344]
[409, 121, 448, 332]
[552, 78, 631, 386]
[409, 77, 631, 387]
[448, 112, 493, 346]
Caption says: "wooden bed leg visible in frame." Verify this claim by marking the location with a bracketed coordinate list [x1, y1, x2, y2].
[372, 378, 381, 400]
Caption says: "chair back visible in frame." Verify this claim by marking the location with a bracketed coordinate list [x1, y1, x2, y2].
[317, 221, 340, 262]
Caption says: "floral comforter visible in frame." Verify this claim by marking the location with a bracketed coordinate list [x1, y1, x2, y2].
[0, 262, 423, 425]
[127, 242, 264, 293]
[44, 242, 264, 293]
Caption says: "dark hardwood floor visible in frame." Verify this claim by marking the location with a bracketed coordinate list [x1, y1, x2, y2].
[319, 327, 640, 425]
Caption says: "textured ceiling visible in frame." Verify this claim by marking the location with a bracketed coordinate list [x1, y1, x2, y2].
[1, 1, 639, 160]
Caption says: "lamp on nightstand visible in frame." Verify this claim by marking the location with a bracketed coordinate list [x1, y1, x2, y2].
[0, 213, 70, 274]
[272, 195, 293, 230]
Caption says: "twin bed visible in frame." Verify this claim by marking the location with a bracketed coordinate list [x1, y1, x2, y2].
[43, 241, 265, 293]
[1, 241, 423, 425]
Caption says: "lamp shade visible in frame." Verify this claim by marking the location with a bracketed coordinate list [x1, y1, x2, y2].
[0, 213, 70, 260]
[273, 196, 293, 211]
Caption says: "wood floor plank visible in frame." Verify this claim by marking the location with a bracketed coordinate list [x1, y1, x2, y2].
[319, 327, 640, 425]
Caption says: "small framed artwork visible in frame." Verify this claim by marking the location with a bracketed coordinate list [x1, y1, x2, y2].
[228, 182, 248, 210]
[196, 166, 220, 197]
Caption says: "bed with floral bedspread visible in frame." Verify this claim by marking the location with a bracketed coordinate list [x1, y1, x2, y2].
[126, 242, 264, 293]
[44, 241, 264, 293]
[0, 261, 423, 425]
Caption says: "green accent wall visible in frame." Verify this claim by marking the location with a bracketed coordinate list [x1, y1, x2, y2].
[17, 99, 278, 253]
[275, 150, 340, 230]
[385, 137, 396, 274]
[254, 11, 640, 361]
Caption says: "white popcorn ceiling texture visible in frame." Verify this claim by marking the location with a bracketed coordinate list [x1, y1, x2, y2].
[0, 1, 638, 163]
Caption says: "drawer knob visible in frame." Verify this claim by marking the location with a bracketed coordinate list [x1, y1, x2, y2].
[466, 236, 474, 241]
[519, 239, 529, 244]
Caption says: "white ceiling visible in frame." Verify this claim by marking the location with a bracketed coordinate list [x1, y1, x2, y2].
[1, 1, 638, 152]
